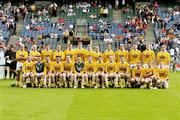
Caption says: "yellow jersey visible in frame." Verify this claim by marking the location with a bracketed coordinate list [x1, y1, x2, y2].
[94, 52, 103, 62]
[84, 62, 96, 73]
[43, 60, 54, 73]
[29, 51, 40, 61]
[63, 61, 75, 73]
[52, 62, 64, 73]
[74, 49, 87, 61]
[117, 62, 130, 74]
[115, 50, 129, 62]
[96, 62, 105, 73]
[157, 51, 171, 65]
[103, 50, 115, 63]
[156, 68, 169, 80]
[53, 51, 65, 61]
[22, 61, 35, 73]
[132, 68, 142, 78]
[106, 62, 117, 73]
[129, 49, 141, 64]
[142, 50, 155, 64]
[16, 50, 28, 63]
[141, 67, 156, 78]
[41, 50, 53, 60]
[64, 50, 75, 61]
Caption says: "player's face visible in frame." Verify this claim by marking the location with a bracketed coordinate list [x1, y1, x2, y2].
[78, 42, 82, 48]
[20, 45, 24, 51]
[107, 45, 111, 51]
[66, 56, 71, 62]
[120, 58, 124, 63]
[57, 45, 61, 51]
[120, 46, 124, 50]
[87, 45, 91, 51]
[95, 46, 99, 52]
[77, 57, 81, 62]
[88, 56, 92, 63]
[98, 56, 102, 62]
[109, 56, 113, 62]
[133, 45, 137, 50]
[148, 63, 152, 68]
[45, 57, 50, 61]
[137, 64, 141, 69]
[37, 57, 41, 62]
[56, 57, 61, 62]
[68, 45, 72, 50]
[27, 57, 31, 62]
[161, 46, 166, 52]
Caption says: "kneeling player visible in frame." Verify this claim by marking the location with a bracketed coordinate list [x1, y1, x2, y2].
[130, 63, 143, 88]
[155, 63, 169, 89]
[116, 57, 130, 88]
[82, 56, 96, 88]
[52, 56, 64, 88]
[141, 62, 156, 88]
[22, 57, 35, 88]
[105, 56, 118, 88]
[96, 56, 106, 88]
[63, 56, 76, 88]
[35, 57, 45, 87]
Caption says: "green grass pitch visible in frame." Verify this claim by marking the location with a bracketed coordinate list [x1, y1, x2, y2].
[0, 72, 180, 120]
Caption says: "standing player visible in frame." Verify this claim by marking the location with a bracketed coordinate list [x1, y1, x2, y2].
[41, 45, 53, 60]
[105, 55, 118, 88]
[116, 57, 130, 88]
[29, 45, 40, 62]
[130, 63, 143, 88]
[63, 56, 76, 88]
[156, 45, 171, 68]
[142, 44, 156, 67]
[52, 56, 64, 88]
[96, 56, 106, 88]
[82, 56, 96, 88]
[103, 45, 115, 63]
[53, 45, 65, 62]
[85, 45, 96, 62]
[34, 56, 45, 87]
[155, 62, 169, 89]
[64, 44, 75, 61]
[115, 44, 129, 63]
[94, 46, 102, 63]
[74, 57, 85, 88]
[74, 42, 87, 62]
[22, 56, 35, 88]
[16, 44, 28, 86]
[129, 44, 141, 68]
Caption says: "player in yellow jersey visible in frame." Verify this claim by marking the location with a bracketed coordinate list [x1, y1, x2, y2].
[16, 44, 28, 86]
[95, 56, 106, 88]
[141, 62, 156, 88]
[74, 42, 87, 62]
[85, 45, 96, 62]
[63, 56, 76, 88]
[52, 56, 64, 88]
[105, 55, 118, 88]
[157, 45, 171, 68]
[130, 63, 143, 88]
[64, 44, 75, 61]
[53, 45, 65, 62]
[103, 45, 115, 63]
[155, 63, 169, 89]
[116, 57, 130, 88]
[82, 56, 96, 88]
[41, 45, 53, 60]
[22, 56, 35, 88]
[94, 46, 102, 63]
[115, 44, 129, 63]
[43, 56, 54, 88]
[29, 45, 40, 62]
[129, 44, 141, 68]
[142, 44, 155, 67]
[34, 56, 45, 87]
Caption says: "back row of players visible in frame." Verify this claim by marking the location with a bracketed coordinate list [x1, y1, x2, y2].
[16, 42, 171, 89]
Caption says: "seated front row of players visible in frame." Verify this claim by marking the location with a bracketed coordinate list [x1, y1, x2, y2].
[21, 54, 169, 89]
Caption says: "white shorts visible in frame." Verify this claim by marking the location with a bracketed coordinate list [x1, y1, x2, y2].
[36, 73, 44, 77]
[16, 62, 23, 71]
